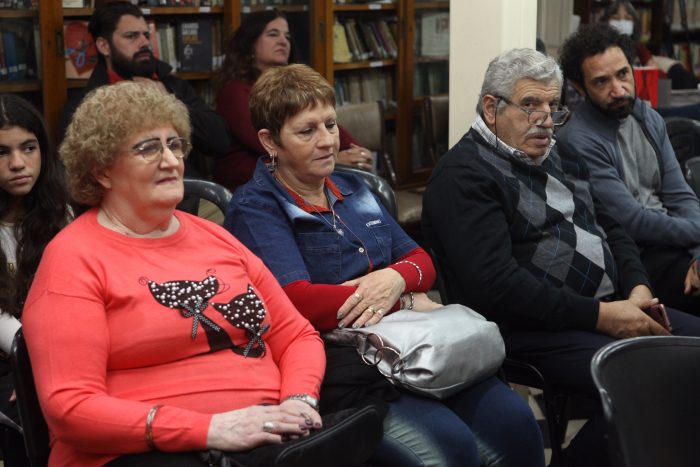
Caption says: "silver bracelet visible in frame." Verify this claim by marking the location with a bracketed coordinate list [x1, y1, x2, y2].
[396, 260, 423, 287]
[145, 404, 163, 450]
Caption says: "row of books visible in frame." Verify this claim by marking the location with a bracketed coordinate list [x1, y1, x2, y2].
[413, 61, 447, 98]
[670, 0, 700, 32]
[333, 17, 397, 63]
[64, 19, 224, 79]
[414, 11, 449, 58]
[0, 0, 36, 8]
[0, 20, 40, 81]
[334, 68, 395, 107]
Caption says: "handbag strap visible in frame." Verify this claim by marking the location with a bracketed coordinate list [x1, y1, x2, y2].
[356, 333, 404, 376]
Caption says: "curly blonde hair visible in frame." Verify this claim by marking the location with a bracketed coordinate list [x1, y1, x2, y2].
[60, 81, 191, 206]
[250, 64, 335, 145]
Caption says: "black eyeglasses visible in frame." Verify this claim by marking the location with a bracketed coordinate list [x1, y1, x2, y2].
[128, 137, 191, 164]
[496, 96, 570, 126]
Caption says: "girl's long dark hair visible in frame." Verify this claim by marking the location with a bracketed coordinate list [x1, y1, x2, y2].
[213, 9, 295, 92]
[0, 94, 70, 318]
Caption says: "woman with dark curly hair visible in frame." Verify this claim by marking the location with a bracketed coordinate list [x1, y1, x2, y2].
[213, 10, 373, 191]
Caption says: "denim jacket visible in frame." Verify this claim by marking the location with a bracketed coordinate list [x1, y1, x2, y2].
[224, 158, 417, 286]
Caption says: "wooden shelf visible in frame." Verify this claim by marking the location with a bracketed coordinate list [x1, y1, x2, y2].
[414, 1, 449, 10]
[334, 3, 397, 12]
[242, 4, 308, 13]
[63, 6, 224, 16]
[0, 80, 41, 93]
[334, 59, 396, 71]
[0, 8, 37, 18]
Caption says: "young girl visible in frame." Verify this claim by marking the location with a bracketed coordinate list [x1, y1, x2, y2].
[0, 94, 70, 351]
[0, 95, 70, 465]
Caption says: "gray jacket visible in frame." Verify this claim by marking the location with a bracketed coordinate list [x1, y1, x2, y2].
[557, 98, 700, 261]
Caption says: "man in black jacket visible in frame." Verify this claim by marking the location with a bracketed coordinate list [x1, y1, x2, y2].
[59, 1, 231, 178]
[423, 47, 700, 467]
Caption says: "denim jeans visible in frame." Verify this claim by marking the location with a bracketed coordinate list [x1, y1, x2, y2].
[369, 376, 545, 467]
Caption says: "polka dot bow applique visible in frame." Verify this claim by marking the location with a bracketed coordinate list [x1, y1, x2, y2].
[211, 285, 270, 358]
[143, 272, 269, 358]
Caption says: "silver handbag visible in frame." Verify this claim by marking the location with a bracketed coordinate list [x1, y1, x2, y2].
[323, 304, 505, 399]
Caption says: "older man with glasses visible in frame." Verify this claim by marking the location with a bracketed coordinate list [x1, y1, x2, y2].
[423, 47, 700, 467]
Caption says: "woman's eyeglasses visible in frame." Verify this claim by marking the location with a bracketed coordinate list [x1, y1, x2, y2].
[496, 96, 570, 126]
[129, 137, 192, 163]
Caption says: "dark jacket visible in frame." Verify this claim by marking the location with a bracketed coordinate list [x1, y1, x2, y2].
[422, 128, 650, 332]
[557, 98, 700, 262]
[58, 59, 231, 177]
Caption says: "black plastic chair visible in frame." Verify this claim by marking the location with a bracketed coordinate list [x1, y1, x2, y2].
[10, 329, 50, 467]
[591, 336, 700, 467]
[684, 156, 700, 197]
[429, 249, 569, 466]
[665, 116, 700, 173]
[177, 178, 233, 224]
[334, 164, 398, 219]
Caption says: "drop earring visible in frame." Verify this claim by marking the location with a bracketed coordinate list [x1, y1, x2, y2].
[267, 153, 277, 172]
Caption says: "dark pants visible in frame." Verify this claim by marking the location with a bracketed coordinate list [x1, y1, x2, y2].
[502, 308, 700, 467]
[640, 245, 700, 316]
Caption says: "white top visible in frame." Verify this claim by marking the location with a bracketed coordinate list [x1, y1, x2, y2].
[0, 221, 21, 354]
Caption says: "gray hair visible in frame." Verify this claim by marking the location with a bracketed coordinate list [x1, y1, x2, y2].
[476, 48, 563, 115]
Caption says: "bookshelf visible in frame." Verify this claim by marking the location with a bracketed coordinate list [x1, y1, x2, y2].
[315, 0, 448, 187]
[27, 0, 444, 186]
[17, 0, 238, 141]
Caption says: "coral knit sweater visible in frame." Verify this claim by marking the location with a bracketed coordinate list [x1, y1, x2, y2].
[22, 209, 324, 466]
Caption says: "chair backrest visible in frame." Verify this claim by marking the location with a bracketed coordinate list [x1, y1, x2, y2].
[684, 156, 700, 197]
[336, 101, 397, 185]
[336, 101, 384, 153]
[10, 329, 50, 467]
[423, 95, 449, 163]
[591, 336, 700, 467]
[333, 164, 397, 219]
[177, 178, 233, 225]
[665, 116, 700, 170]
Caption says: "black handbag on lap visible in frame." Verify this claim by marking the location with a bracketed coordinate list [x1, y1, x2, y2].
[200, 405, 384, 467]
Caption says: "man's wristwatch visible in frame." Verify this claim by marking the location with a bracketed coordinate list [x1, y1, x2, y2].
[283, 394, 319, 411]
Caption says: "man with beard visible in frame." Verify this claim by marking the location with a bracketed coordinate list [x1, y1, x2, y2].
[423, 47, 700, 467]
[58, 1, 230, 178]
[558, 23, 700, 314]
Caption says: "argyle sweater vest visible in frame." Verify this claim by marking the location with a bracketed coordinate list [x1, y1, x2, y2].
[472, 133, 617, 299]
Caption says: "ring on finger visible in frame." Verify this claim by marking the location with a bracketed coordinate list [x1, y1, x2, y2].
[353, 291, 362, 301]
[375, 308, 385, 317]
[366, 305, 375, 314]
[262, 421, 275, 433]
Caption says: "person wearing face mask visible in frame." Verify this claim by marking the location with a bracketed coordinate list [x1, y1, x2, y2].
[601, 0, 698, 90]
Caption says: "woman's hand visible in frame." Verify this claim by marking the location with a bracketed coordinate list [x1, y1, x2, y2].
[207, 404, 315, 451]
[337, 268, 405, 328]
[410, 292, 442, 312]
[337, 143, 374, 171]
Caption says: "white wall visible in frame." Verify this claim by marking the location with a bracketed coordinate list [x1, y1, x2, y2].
[449, 0, 538, 146]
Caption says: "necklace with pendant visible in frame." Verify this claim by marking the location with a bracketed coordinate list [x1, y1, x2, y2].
[274, 173, 344, 235]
